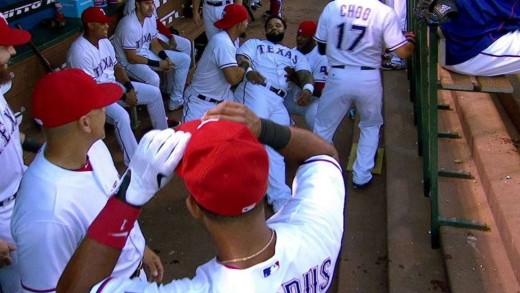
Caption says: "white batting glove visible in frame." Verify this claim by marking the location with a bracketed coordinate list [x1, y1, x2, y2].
[117, 129, 191, 206]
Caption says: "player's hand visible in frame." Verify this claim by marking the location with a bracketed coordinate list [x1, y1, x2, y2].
[202, 101, 261, 137]
[117, 128, 191, 206]
[245, 70, 266, 85]
[193, 13, 202, 26]
[159, 59, 174, 72]
[125, 89, 138, 107]
[0, 240, 15, 267]
[296, 89, 312, 107]
[284, 66, 298, 84]
[168, 37, 177, 51]
[143, 246, 164, 282]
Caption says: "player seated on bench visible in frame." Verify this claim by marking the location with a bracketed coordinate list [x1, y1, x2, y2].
[440, 0, 520, 76]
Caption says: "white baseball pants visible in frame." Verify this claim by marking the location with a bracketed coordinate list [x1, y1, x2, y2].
[105, 102, 138, 166]
[0, 201, 22, 293]
[235, 81, 292, 207]
[121, 82, 168, 130]
[156, 33, 192, 58]
[283, 90, 319, 130]
[445, 30, 520, 76]
[313, 66, 383, 185]
[182, 86, 233, 122]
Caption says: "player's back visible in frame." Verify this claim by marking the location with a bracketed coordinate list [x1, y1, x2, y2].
[315, 0, 403, 68]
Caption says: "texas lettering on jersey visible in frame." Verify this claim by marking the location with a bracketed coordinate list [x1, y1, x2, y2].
[135, 33, 153, 50]
[93, 56, 116, 79]
[256, 44, 298, 64]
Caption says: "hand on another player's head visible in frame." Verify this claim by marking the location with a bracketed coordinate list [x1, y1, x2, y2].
[118, 128, 191, 206]
[245, 70, 266, 85]
[203, 101, 262, 137]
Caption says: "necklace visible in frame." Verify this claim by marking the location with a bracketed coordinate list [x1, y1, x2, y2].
[219, 229, 276, 264]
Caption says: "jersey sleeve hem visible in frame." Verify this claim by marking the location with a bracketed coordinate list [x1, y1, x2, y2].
[387, 39, 407, 52]
[219, 62, 238, 69]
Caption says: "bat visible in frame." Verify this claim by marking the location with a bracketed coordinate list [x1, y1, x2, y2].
[16, 24, 56, 72]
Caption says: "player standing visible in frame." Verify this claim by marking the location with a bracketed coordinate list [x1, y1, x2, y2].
[56, 101, 344, 293]
[192, 0, 243, 41]
[112, 0, 190, 112]
[313, 0, 415, 188]
[183, 4, 249, 122]
[0, 13, 31, 293]
[284, 20, 327, 130]
[235, 16, 314, 212]
[11, 69, 163, 292]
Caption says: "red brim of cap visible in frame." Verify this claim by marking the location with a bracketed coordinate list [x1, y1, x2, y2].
[95, 82, 124, 108]
[0, 28, 31, 46]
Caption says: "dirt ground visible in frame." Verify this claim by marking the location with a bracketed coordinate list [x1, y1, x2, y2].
[107, 0, 389, 292]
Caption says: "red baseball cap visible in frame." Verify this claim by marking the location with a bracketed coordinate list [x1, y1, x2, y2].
[214, 4, 248, 30]
[0, 13, 31, 46]
[32, 68, 122, 128]
[297, 20, 317, 37]
[176, 119, 269, 216]
[81, 7, 114, 23]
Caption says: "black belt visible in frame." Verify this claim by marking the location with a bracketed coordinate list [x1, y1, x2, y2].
[130, 260, 143, 279]
[206, 0, 230, 6]
[0, 193, 17, 207]
[331, 65, 376, 70]
[260, 83, 286, 98]
[196, 94, 223, 104]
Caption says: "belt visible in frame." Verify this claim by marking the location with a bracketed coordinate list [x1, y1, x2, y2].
[196, 94, 223, 104]
[206, 0, 231, 6]
[331, 65, 376, 70]
[260, 83, 286, 98]
[0, 193, 17, 207]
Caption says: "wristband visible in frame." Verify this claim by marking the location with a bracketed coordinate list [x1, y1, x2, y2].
[303, 83, 314, 94]
[258, 118, 291, 150]
[246, 67, 254, 73]
[147, 59, 160, 67]
[158, 50, 168, 60]
[123, 81, 134, 93]
[86, 197, 141, 250]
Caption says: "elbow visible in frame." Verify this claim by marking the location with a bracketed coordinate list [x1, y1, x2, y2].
[317, 42, 327, 55]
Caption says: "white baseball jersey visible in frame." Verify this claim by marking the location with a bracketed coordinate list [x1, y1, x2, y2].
[314, 0, 406, 68]
[237, 39, 310, 92]
[67, 36, 168, 131]
[91, 155, 345, 293]
[285, 46, 328, 129]
[0, 92, 24, 293]
[11, 140, 146, 292]
[0, 93, 25, 202]
[112, 11, 158, 68]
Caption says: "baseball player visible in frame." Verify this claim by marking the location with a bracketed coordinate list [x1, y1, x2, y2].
[183, 4, 249, 122]
[11, 69, 163, 293]
[123, 0, 192, 57]
[441, 0, 520, 76]
[112, 0, 190, 112]
[313, 0, 415, 188]
[381, 0, 408, 70]
[0, 13, 31, 293]
[284, 20, 328, 130]
[57, 101, 345, 293]
[68, 7, 177, 129]
[235, 16, 313, 212]
[192, 0, 243, 41]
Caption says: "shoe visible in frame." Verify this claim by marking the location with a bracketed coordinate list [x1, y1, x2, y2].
[167, 119, 182, 128]
[353, 178, 372, 189]
[381, 60, 406, 71]
[168, 101, 184, 111]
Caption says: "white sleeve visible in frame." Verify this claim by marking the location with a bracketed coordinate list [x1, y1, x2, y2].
[67, 44, 97, 79]
[294, 50, 312, 72]
[315, 3, 331, 43]
[16, 222, 82, 292]
[237, 39, 256, 62]
[214, 42, 238, 70]
[383, 9, 407, 51]
[117, 20, 140, 50]
[312, 55, 328, 83]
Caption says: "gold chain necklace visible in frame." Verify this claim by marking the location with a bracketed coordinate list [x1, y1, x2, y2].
[219, 229, 275, 264]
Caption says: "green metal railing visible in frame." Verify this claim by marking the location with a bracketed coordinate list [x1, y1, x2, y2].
[407, 1, 490, 249]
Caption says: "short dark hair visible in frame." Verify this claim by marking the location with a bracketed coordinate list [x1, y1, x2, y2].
[198, 196, 265, 223]
[264, 16, 287, 31]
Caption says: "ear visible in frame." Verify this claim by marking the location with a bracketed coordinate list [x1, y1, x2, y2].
[185, 195, 202, 220]
[77, 115, 92, 134]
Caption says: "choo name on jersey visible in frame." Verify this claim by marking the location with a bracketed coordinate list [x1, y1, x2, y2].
[256, 45, 298, 64]
[281, 257, 333, 293]
[340, 5, 371, 20]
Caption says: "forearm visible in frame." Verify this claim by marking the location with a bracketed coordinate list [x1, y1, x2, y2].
[125, 51, 151, 65]
[394, 42, 415, 59]
[223, 66, 246, 85]
[150, 39, 166, 56]
[114, 63, 131, 84]
[192, 0, 201, 14]
[296, 70, 314, 89]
